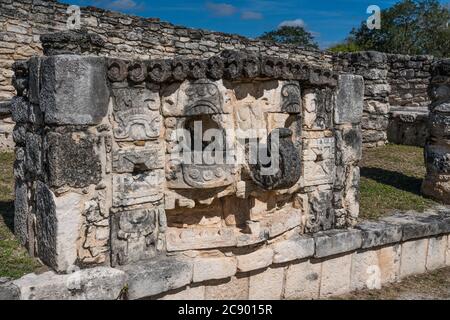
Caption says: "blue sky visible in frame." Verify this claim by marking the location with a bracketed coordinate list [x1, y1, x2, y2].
[64, 0, 449, 49]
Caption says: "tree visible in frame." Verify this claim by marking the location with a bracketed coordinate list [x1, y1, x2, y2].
[258, 26, 319, 49]
[328, 41, 361, 53]
[349, 0, 450, 57]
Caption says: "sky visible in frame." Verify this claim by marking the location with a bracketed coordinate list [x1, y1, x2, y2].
[64, 0, 449, 49]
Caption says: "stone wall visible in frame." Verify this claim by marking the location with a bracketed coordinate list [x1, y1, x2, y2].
[1, 207, 449, 300]
[422, 59, 450, 204]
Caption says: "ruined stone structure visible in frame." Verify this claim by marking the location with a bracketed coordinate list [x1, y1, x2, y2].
[0, 0, 443, 150]
[422, 59, 450, 204]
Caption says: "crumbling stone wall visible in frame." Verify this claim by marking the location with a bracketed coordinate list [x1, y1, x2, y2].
[422, 59, 450, 204]
[11, 31, 363, 286]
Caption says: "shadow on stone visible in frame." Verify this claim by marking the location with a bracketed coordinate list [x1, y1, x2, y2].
[361, 167, 423, 196]
[0, 201, 14, 233]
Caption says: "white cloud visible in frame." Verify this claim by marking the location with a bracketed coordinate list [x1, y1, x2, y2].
[278, 19, 305, 28]
[241, 11, 263, 20]
[206, 2, 237, 17]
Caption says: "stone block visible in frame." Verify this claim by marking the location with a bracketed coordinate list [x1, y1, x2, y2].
[303, 87, 334, 130]
[166, 227, 237, 251]
[314, 229, 362, 258]
[10, 96, 29, 123]
[446, 236, 450, 266]
[426, 235, 447, 271]
[272, 235, 315, 264]
[356, 220, 402, 249]
[319, 254, 352, 298]
[120, 258, 193, 300]
[46, 131, 103, 188]
[193, 257, 237, 283]
[350, 250, 381, 291]
[204, 276, 249, 300]
[35, 183, 83, 272]
[40, 55, 109, 125]
[302, 137, 335, 187]
[112, 144, 164, 173]
[25, 132, 42, 178]
[237, 248, 274, 272]
[13, 267, 127, 300]
[335, 125, 362, 165]
[284, 260, 321, 299]
[159, 285, 205, 300]
[14, 180, 28, 247]
[334, 74, 364, 124]
[0, 278, 20, 300]
[400, 239, 428, 278]
[377, 244, 401, 284]
[248, 267, 284, 300]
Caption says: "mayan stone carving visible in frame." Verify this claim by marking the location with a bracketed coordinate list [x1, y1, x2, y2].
[11, 32, 363, 277]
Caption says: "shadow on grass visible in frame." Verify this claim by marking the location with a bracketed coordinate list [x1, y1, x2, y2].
[0, 200, 14, 233]
[361, 167, 423, 196]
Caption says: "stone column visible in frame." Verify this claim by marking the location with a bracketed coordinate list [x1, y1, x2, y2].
[422, 59, 450, 204]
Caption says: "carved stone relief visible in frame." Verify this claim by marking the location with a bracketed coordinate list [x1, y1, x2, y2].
[302, 137, 336, 187]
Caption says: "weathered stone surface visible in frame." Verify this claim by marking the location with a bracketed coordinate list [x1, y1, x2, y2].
[46, 131, 102, 188]
[0, 278, 20, 300]
[356, 220, 402, 249]
[14, 180, 28, 247]
[334, 74, 364, 124]
[237, 248, 274, 272]
[272, 235, 315, 264]
[120, 258, 193, 300]
[13, 267, 127, 300]
[320, 254, 352, 298]
[112, 144, 164, 173]
[314, 229, 362, 258]
[302, 137, 335, 187]
[204, 276, 249, 300]
[302, 88, 334, 130]
[284, 260, 321, 299]
[400, 239, 428, 277]
[10, 96, 29, 123]
[166, 227, 237, 252]
[35, 183, 83, 272]
[193, 257, 237, 283]
[335, 125, 362, 165]
[350, 250, 381, 291]
[426, 235, 447, 271]
[382, 211, 449, 241]
[159, 285, 205, 300]
[40, 55, 109, 125]
[248, 267, 284, 300]
[377, 244, 401, 284]
[306, 185, 335, 232]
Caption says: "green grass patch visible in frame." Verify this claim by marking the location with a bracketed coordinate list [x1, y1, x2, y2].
[0, 152, 41, 279]
[359, 144, 437, 220]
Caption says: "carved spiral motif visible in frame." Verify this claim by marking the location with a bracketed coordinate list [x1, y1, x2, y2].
[128, 61, 147, 83]
[107, 59, 128, 82]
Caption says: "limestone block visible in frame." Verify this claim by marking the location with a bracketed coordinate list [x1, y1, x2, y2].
[335, 125, 362, 165]
[10, 96, 29, 124]
[446, 236, 450, 266]
[284, 260, 321, 299]
[334, 74, 364, 124]
[28, 56, 40, 104]
[426, 235, 447, 271]
[112, 87, 162, 141]
[314, 229, 362, 258]
[204, 276, 249, 300]
[302, 137, 335, 187]
[193, 257, 237, 283]
[112, 144, 164, 173]
[25, 132, 42, 178]
[35, 183, 83, 272]
[112, 171, 164, 207]
[13, 267, 127, 300]
[14, 180, 28, 247]
[0, 278, 20, 300]
[302, 88, 334, 130]
[120, 257, 193, 300]
[319, 254, 352, 298]
[237, 248, 274, 272]
[400, 239, 428, 278]
[159, 285, 205, 300]
[46, 131, 103, 188]
[356, 220, 402, 249]
[166, 224, 238, 251]
[40, 55, 109, 125]
[248, 267, 284, 300]
[272, 234, 315, 264]
[350, 250, 381, 291]
[377, 244, 401, 284]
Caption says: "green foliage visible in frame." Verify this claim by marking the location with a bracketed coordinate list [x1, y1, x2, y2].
[258, 26, 319, 49]
[327, 41, 362, 53]
[350, 0, 450, 57]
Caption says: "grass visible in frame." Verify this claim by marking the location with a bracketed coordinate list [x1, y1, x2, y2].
[359, 144, 437, 220]
[0, 152, 41, 279]
[332, 267, 450, 300]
